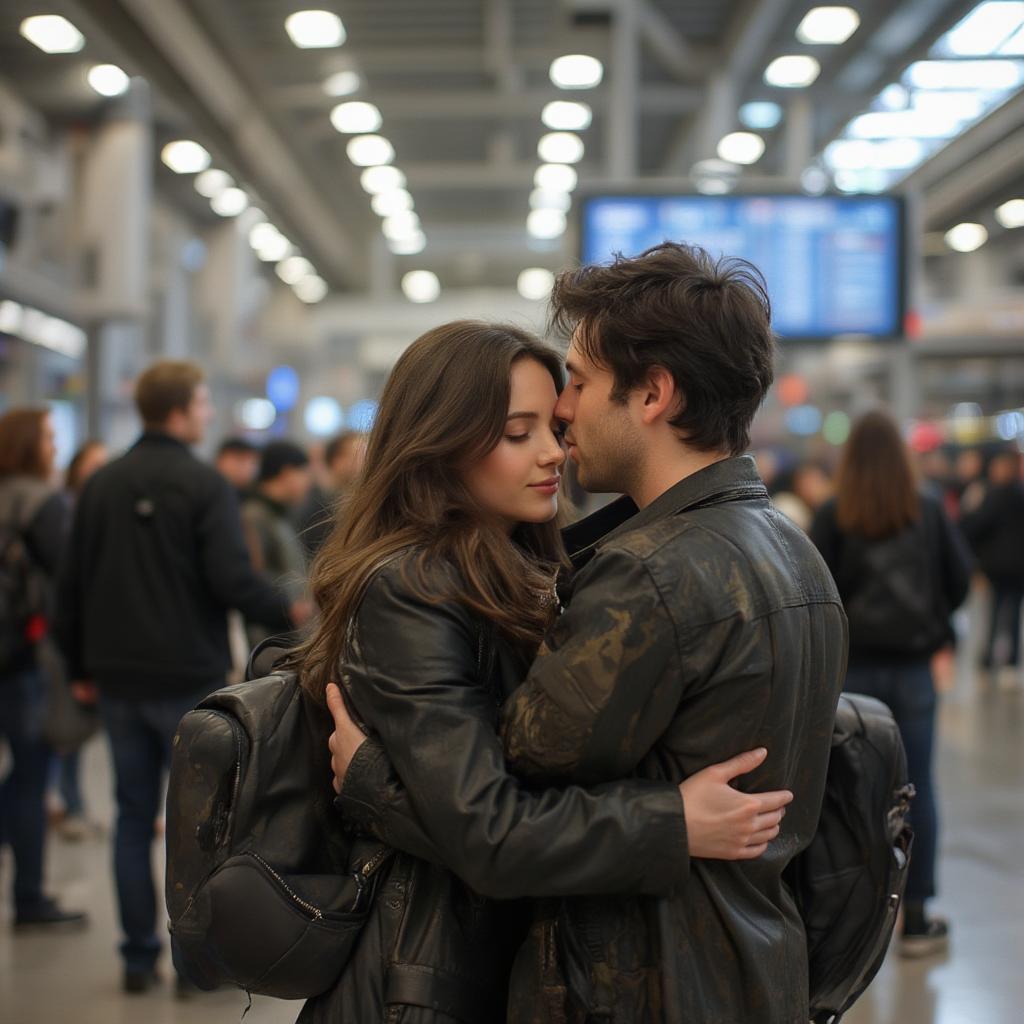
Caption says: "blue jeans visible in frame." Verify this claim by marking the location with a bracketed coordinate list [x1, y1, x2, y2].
[845, 661, 938, 903]
[99, 689, 208, 972]
[0, 668, 51, 913]
[984, 582, 1024, 668]
[49, 751, 85, 817]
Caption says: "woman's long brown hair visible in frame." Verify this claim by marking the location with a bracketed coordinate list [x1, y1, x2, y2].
[0, 408, 50, 480]
[835, 409, 920, 540]
[296, 320, 568, 704]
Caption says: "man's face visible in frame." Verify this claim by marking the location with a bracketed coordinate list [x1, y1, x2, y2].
[554, 330, 645, 495]
[217, 451, 259, 490]
[279, 464, 313, 507]
[183, 384, 214, 445]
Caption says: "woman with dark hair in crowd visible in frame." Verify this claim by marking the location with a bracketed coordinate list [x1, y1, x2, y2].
[0, 408, 87, 928]
[810, 409, 972, 958]
[292, 321, 788, 1023]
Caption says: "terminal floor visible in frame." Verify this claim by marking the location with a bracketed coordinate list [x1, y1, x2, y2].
[1, 635, 1022, 1023]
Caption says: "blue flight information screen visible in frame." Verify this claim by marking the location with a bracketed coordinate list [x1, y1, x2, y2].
[579, 195, 905, 338]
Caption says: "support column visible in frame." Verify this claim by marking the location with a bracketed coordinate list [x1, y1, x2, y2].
[607, 0, 639, 180]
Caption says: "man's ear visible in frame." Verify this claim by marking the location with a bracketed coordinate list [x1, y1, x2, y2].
[639, 366, 680, 425]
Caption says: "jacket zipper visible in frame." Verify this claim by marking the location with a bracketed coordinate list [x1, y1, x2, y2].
[245, 851, 324, 920]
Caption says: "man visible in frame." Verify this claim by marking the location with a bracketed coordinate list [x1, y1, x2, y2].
[240, 440, 313, 646]
[57, 360, 307, 994]
[330, 244, 848, 1022]
[296, 430, 366, 557]
[214, 436, 260, 497]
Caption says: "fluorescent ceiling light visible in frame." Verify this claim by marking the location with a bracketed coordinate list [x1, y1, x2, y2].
[527, 209, 567, 239]
[517, 268, 555, 301]
[194, 169, 233, 198]
[530, 188, 572, 212]
[537, 132, 584, 164]
[800, 166, 829, 194]
[277, 256, 315, 285]
[371, 189, 414, 217]
[161, 140, 211, 174]
[910, 90, 987, 121]
[330, 101, 382, 134]
[549, 54, 603, 89]
[944, 222, 988, 251]
[1000, 22, 1024, 52]
[87, 64, 129, 97]
[285, 10, 346, 49]
[939, 2, 1024, 56]
[717, 131, 765, 164]
[796, 7, 860, 45]
[346, 134, 395, 166]
[739, 101, 783, 129]
[765, 55, 821, 88]
[877, 83, 911, 110]
[360, 165, 406, 194]
[210, 187, 248, 217]
[250, 224, 293, 262]
[534, 164, 578, 192]
[382, 211, 421, 241]
[402, 270, 440, 303]
[294, 276, 328, 303]
[238, 398, 276, 431]
[541, 101, 592, 130]
[19, 15, 84, 54]
[825, 137, 924, 170]
[323, 70, 361, 96]
[847, 109, 964, 139]
[905, 59, 1022, 90]
[995, 198, 1024, 227]
[388, 232, 426, 255]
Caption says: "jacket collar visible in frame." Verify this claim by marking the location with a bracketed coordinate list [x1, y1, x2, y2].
[135, 431, 190, 451]
[563, 455, 767, 571]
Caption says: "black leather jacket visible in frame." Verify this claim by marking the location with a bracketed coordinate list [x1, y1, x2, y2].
[339, 456, 848, 1024]
[301, 555, 689, 1024]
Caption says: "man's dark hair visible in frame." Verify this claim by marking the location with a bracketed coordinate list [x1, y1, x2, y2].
[551, 242, 776, 455]
[258, 440, 309, 483]
[217, 436, 259, 458]
[325, 430, 361, 466]
[134, 360, 204, 428]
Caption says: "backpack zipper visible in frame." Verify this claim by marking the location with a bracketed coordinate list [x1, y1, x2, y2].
[244, 851, 324, 921]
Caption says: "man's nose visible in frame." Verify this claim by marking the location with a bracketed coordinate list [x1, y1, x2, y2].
[554, 390, 574, 422]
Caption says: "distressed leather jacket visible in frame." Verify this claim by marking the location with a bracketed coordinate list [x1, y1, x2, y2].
[340, 456, 847, 1023]
[303, 555, 689, 1024]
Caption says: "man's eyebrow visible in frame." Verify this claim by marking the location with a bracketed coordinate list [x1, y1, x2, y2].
[506, 411, 539, 420]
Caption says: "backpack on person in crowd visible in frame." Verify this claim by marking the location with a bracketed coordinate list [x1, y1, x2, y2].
[0, 484, 50, 674]
[788, 692, 915, 1024]
[165, 660, 391, 1000]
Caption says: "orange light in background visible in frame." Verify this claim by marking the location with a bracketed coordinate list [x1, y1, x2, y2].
[778, 375, 809, 407]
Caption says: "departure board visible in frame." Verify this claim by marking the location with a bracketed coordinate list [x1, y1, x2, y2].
[579, 195, 905, 339]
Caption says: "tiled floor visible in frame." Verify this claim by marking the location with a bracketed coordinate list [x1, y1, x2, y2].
[2, 600, 1022, 1023]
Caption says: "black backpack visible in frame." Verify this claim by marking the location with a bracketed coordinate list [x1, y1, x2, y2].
[789, 692, 915, 1024]
[165, 668, 391, 999]
[0, 484, 49, 673]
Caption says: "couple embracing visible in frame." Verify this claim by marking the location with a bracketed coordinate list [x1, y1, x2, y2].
[295, 242, 847, 1023]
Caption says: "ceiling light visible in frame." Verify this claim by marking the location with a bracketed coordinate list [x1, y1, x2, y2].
[255, 232, 293, 262]
[945, 222, 988, 252]
[527, 209, 567, 239]
[537, 132, 584, 164]
[161, 140, 211, 174]
[940, 2, 1024, 56]
[905, 59, 1022, 90]
[1000, 22, 1024, 52]
[541, 101, 592, 130]
[995, 198, 1024, 228]
[911, 90, 987, 121]
[194, 169, 233, 198]
[847, 109, 964, 139]
[284, 10, 346, 49]
[717, 131, 765, 164]
[294, 276, 328, 303]
[305, 396, 344, 434]
[277, 256, 315, 284]
[330, 101, 382, 134]
[323, 70, 361, 96]
[250, 222, 283, 250]
[739, 101, 783, 129]
[238, 398, 276, 431]
[534, 164, 578, 192]
[795, 7, 860, 45]
[549, 54, 604, 89]
[388, 232, 426, 255]
[824, 137, 924, 170]
[210, 187, 248, 217]
[382, 211, 421, 241]
[800, 166, 829, 194]
[878, 83, 911, 110]
[19, 15, 84, 54]
[87, 64, 129, 97]
[346, 134, 395, 166]
[402, 270, 441, 303]
[517, 268, 555, 301]
[360, 165, 406, 194]
[530, 188, 571, 212]
[371, 189, 414, 216]
[764, 55, 821, 88]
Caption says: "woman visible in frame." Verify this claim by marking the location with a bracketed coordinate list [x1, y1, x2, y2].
[0, 408, 86, 927]
[295, 321, 790, 1022]
[810, 409, 972, 958]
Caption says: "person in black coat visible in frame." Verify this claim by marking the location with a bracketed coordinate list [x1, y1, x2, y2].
[56, 360, 308, 993]
[811, 410, 973, 959]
